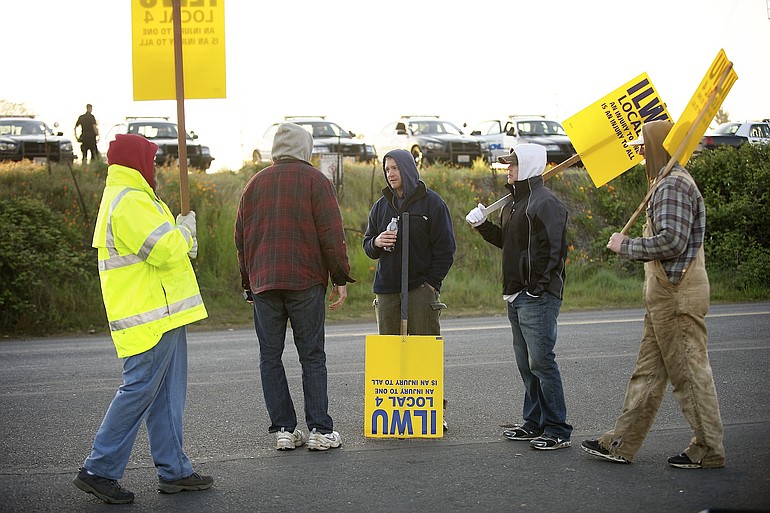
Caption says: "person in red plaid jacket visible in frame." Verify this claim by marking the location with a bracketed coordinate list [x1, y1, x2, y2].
[235, 123, 355, 452]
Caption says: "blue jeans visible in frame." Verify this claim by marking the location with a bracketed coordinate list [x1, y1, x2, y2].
[252, 285, 334, 434]
[83, 327, 193, 481]
[508, 293, 572, 439]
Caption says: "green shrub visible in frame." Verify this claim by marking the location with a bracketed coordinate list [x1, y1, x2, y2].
[1, 144, 768, 337]
[0, 196, 100, 334]
[690, 143, 770, 290]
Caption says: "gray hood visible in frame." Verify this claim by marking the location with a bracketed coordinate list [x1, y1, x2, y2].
[272, 123, 313, 162]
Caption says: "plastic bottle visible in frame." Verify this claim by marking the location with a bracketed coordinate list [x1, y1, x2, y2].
[383, 216, 398, 252]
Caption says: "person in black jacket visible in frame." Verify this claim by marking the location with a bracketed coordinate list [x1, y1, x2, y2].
[363, 149, 456, 335]
[74, 103, 100, 162]
[466, 143, 572, 450]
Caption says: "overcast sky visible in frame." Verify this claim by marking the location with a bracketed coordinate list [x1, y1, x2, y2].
[5, 0, 769, 171]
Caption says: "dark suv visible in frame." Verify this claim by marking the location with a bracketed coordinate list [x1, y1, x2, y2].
[371, 115, 491, 168]
[0, 117, 76, 163]
[103, 117, 214, 170]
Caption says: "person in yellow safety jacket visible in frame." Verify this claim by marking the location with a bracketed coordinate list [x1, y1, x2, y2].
[92, 138, 207, 356]
[73, 133, 213, 505]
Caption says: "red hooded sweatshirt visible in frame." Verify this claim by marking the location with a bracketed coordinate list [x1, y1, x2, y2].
[107, 134, 158, 189]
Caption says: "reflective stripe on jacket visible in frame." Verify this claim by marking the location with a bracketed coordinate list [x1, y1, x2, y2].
[92, 164, 207, 357]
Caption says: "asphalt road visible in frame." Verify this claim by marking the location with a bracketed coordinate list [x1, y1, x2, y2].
[1, 302, 769, 513]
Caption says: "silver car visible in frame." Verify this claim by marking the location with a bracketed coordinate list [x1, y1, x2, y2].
[253, 117, 377, 164]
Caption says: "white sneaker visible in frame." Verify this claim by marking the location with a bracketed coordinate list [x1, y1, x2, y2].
[275, 428, 307, 451]
[306, 428, 342, 451]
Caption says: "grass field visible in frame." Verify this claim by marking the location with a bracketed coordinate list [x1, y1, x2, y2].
[1, 150, 767, 336]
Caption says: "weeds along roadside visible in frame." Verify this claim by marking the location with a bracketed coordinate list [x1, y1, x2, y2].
[1, 143, 768, 337]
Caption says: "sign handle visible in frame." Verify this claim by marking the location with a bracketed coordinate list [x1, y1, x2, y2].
[172, 0, 190, 215]
[619, 62, 733, 235]
[481, 153, 582, 217]
[400, 212, 410, 338]
[543, 153, 582, 180]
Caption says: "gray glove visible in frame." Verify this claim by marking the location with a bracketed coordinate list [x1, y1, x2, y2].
[465, 203, 487, 227]
[188, 237, 198, 259]
[176, 210, 197, 238]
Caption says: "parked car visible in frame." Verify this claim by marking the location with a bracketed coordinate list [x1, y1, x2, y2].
[102, 117, 214, 170]
[469, 115, 576, 165]
[695, 120, 770, 154]
[0, 116, 75, 163]
[253, 116, 377, 164]
[371, 115, 491, 168]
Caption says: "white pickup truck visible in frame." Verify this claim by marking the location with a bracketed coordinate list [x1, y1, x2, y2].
[469, 115, 576, 165]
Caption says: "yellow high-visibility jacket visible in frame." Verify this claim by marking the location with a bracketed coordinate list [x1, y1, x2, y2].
[92, 164, 207, 357]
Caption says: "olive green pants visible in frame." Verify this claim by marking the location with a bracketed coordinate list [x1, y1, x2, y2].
[598, 249, 725, 467]
[373, 283, 446, 336]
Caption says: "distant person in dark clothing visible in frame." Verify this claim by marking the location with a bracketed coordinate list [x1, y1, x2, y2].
[75, 103, 100, 162]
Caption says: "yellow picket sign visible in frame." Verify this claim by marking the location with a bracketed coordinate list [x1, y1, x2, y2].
[562, 73, 673, 187]
[663, 49, 738, 164]
[131, 0, 226, 100]
[620, 51, 737, 235]
[364, 335, 444, 438]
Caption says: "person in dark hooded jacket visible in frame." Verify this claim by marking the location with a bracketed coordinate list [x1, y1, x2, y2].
[466, 143, 572, 451]
[363, 149, 456, 335]
[236, 123, 354, 453]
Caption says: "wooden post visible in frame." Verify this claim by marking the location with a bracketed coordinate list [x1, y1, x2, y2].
[481, 153, 582, 216]
[542, 153, 582, 180]
[400, 212, 410, 338]
[172, 0, 190, 215]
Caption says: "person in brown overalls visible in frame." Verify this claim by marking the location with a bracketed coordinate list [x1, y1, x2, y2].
[580, 120, 726, 469]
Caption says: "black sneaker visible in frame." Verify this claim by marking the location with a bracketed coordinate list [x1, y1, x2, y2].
[530, 434, 571, 450]
[158, 472, 214, 493]
[443, 398, 448, 431]
[581, 439, 631, 464]
[502, 424, 543, 441]
[667, 453, 702, 469]
[73, 468, 134, 504]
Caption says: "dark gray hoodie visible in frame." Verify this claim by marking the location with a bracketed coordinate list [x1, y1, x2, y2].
[362, 149, 456, 293]
[272, 123, 312, 163]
